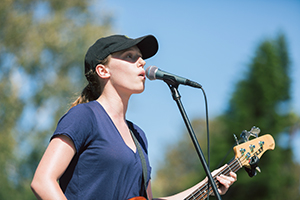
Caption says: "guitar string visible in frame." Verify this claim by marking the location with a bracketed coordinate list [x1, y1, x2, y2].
[186, 158, 242, 200]
[185, 146, 262, 200]
[186, 146, 262, 200]
[184, 157, 243, 200]
[191, 157, 244, 200]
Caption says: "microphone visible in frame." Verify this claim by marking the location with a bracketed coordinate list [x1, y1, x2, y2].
[145, 66, 202, 88]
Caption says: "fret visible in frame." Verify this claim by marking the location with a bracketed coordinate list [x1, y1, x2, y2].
[183, 134, 275, 200]
[184, 158, 242, 200]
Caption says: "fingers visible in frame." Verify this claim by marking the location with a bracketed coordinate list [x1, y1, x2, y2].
[208, 165, 238, 195]
[229, 171, 237, 181]
[217, 173, 236, 188]
[216, 171, 237, 195]
[211, 164, 227, 176]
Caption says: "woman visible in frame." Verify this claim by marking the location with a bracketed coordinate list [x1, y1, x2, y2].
[31, 34, 236, 200]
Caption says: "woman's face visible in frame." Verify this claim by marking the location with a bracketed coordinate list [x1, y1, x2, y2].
[107, 46, 146, 96]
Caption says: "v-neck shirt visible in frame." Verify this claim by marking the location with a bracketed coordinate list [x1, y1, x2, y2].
[52, 101, 151, 200]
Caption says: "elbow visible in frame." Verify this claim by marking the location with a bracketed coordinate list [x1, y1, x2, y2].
[30, 175, 63, 199]
[31, 176, 44, 199]
[31, 178, 39, 197]
[30, 178, 38, 193]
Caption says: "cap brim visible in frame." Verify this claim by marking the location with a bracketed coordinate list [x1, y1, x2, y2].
[136, 35, 158, 59]
[112, 35, 158, 60]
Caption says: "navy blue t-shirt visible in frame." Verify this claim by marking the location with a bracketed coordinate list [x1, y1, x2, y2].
[52, 101, 151, 200]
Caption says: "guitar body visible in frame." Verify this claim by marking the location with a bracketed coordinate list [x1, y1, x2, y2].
[128, 197, 146, 200]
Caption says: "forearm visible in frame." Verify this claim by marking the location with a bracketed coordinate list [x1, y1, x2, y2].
[152, 179, 205, 200]
[31, 176, 66, 200]
[151, 165, 237, 200]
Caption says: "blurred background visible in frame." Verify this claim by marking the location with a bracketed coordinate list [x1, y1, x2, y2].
[0, 0, 299, 199]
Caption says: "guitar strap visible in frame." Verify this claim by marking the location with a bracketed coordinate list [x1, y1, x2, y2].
[128, 123, 148, 200]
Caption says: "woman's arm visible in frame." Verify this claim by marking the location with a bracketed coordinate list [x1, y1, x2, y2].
[148, 165, 237, 200]
[31, 135, 76, 200]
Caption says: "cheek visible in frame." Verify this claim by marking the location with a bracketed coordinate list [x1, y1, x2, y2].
[107, 60, 138, 87]
[109, 60, 130, 77]
[110, 67, 132, 86]
[114, 68, 131, 80]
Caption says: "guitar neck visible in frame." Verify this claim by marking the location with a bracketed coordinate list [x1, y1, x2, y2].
[184, 134, 275, 200]
[130, 134, 274, 200]
[184, 158, 242, 200]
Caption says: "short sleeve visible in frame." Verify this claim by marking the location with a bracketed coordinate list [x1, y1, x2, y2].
[52, 104, 95, 153]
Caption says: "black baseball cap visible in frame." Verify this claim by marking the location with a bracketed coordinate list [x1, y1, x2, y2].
[85, 34, 158, 73]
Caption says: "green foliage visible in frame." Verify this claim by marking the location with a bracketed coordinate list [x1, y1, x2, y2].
[225, 34, 291, 134]
[0, 0, 112, 198]
[221, 33, 300, 200]
[152, 34, 300, 199]
[152, 119, 236, 197]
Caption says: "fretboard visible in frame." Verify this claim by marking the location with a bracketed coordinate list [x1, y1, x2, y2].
[184, 158, 242, 200]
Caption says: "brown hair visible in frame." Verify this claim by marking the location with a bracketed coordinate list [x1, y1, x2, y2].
[70, 56, 111, 109]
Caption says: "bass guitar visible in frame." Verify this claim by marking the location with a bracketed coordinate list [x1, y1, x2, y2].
[130, 126, 275, 200]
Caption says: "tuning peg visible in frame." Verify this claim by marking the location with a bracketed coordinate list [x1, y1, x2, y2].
[259, 141, 265, 147]
[249, 144, 255, 152]
[240, 130, 249, 141]
[250, 126, 260, 137]
[233, 134, 239, 145]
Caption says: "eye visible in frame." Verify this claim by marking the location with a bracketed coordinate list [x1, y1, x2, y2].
[124, 53, 140, 62]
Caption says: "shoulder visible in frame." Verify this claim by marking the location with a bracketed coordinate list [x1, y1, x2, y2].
[53, 101, 101, 152]
[59, 101, 101, 122]
[67, 101, 98, 115]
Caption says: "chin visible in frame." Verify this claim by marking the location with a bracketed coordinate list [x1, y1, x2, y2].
[135, 89, 145, 94]
[134, 87, 145, 94]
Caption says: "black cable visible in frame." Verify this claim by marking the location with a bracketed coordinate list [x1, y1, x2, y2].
[163, 78, 221, 199]
[200, 87, 211, 199]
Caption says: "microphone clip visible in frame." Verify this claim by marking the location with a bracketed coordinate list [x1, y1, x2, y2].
[163, 75, 180, 88]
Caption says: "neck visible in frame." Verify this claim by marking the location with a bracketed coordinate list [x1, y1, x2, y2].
[96, 89, 130, 123]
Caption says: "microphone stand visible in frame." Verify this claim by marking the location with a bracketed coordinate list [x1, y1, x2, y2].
[164, 79, 222, 200]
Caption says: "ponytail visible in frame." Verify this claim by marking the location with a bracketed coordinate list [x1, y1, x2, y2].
[70, 56, 110, 109]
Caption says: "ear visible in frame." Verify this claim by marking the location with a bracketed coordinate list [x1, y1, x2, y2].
[95, 64, 110, 79]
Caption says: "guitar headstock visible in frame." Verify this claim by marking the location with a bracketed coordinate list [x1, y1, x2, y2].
[233, 133, 275, 169]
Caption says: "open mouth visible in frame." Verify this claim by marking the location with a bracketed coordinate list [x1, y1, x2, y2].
[139, 71, 146, 78]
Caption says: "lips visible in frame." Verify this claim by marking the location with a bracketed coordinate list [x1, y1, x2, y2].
[139, 70, 146, 78]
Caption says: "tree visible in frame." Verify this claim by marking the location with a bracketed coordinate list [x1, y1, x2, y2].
[152, 119, 233, 197]
[152, 33, 300, 200]
[0, 0, 112, 198]
[221, 33, 300, 200]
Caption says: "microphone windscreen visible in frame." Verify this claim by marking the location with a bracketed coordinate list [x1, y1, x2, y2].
[145, 66, 158, 80]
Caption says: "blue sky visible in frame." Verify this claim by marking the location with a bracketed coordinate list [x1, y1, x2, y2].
[100, 0, 300, 175]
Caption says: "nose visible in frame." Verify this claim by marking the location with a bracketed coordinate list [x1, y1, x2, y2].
[137, 57, 146, 68]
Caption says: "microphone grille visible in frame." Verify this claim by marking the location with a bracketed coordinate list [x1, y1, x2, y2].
[145, 66, 158, 80]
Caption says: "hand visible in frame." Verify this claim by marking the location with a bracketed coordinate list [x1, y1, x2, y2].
[215, 167, 237, 195]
